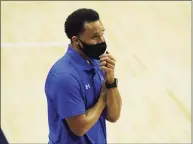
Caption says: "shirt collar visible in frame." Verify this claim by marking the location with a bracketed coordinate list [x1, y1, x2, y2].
[67, 44, 99, 71]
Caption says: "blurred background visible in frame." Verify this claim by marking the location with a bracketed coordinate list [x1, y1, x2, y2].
[1, 1, 191, 143]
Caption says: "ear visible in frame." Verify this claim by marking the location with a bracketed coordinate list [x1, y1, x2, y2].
[72, 36, 79, 43]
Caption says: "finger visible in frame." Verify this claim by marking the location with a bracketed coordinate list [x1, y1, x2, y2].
[99, 53, 116, 61]
[106, 63, 115, 70]
[100, 66, 113, 73]
[99, 54, 109, 58]
[108, 54, 116, 62]
[100, 61, 107, 66]
[105, 51, 114, 59]
[100, 57, 115, 66]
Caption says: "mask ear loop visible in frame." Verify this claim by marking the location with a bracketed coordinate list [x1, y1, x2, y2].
[77, 37, 85, 45]
[76, 37, 85, 52]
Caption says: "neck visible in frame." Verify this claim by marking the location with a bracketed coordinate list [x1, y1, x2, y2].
[71, 43, 90, 62]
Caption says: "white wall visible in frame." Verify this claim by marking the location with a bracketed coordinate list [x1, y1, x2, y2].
[1, 1, 191, 143]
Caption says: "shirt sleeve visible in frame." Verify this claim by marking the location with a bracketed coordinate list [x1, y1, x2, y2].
[52, 72, 86, 120]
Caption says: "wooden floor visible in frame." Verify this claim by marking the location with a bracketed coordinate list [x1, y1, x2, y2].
[1, 1, 191, 143]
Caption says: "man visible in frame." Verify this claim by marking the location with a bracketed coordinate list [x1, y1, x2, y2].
[44, 8, 122, 144]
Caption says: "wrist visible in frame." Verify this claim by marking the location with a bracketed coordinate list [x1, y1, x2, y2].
[105, 78, 118, 89]
[106, 78, 114, 84]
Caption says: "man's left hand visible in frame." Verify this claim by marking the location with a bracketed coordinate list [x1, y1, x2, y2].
[99, 51, 116, 84]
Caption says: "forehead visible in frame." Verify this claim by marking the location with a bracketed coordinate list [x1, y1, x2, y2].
[83, 20, 104, 35]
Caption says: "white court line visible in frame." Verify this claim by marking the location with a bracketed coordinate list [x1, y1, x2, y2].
[1, 38, 111, 48]
[1, 42, 70, 48]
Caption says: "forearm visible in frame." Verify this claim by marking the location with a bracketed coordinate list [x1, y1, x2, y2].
[65, 93, 107, 137]
[82, 93, 106, 133]
[106, 87, 122, 122]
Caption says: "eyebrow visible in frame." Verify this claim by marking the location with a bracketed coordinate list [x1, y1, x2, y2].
[92, 29, 105, 35]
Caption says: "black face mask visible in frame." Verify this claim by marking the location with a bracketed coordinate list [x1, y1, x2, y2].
[78, 38, 107, 60]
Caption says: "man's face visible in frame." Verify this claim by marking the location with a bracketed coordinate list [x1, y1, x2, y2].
[79, 20, 105, 45]
[71, 20, 107, 59]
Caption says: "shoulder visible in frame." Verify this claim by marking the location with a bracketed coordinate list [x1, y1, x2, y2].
[45, 56, 80, 92]
[45, 70, 81, 99]
[47, 54, 78, 77]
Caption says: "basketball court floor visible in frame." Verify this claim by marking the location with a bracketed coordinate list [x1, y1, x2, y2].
[1, 1, 191, 143]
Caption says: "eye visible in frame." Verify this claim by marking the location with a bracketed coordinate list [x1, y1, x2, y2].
[92, 33, 104, 39]
[92, 35, 99, 39]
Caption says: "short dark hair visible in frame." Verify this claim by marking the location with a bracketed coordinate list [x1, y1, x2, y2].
[64, 8, 100, 40]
